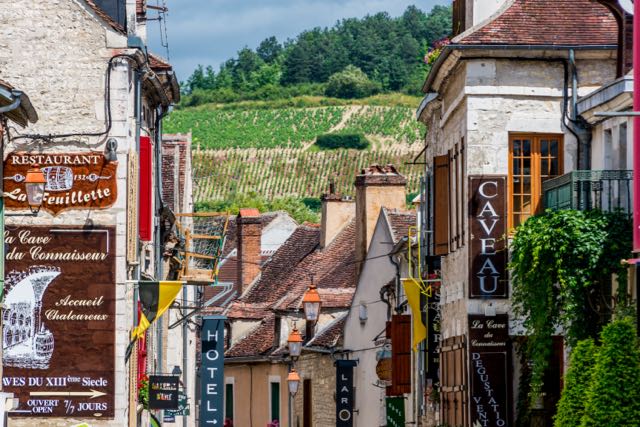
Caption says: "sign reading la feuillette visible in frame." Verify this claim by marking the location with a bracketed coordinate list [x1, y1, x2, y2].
[4, 152, 117, 215]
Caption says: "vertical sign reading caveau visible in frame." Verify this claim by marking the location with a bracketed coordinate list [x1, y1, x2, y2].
[336, 359, 357, 427]
[468, 314, 510, 427]
[469, 176, 508, 298]
[4, 226, 115, 418]
[200, 315, 225, 426]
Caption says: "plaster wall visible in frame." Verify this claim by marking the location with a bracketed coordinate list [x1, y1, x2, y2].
[224, 363, 290, 427]
[591, 117, 633, 170]
[344, 212, 403, 427]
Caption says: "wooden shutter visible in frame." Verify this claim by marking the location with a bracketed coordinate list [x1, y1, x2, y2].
[139, 135, 153, 241]
[388, 315, 411, 396]
[433, 154, 450, 256]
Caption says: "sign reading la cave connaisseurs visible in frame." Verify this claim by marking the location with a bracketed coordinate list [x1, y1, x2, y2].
[469, 314, 511, 427]
[3, 152, 118, 215]
[4, 226, 115, 418]
[469, 176, 508, 298]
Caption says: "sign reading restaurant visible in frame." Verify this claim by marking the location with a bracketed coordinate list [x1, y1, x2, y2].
[3, 152, 117, 215]
[468, 176, 508, 298]
[4, 226, 115, 418]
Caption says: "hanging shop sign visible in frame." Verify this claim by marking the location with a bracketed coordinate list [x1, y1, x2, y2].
[4, 226, 115, 418]
[200, 316, 225, 426]
[468, 176, 508, 298]
[148, 375, 180, 410]
[3, 152, 118, 215]
[336, 359, 357, 427]
[468, 314, 511, 427]
[165, 390, 190, 417]
[386, 397, 405, 427]
[426, 274, 441, 382]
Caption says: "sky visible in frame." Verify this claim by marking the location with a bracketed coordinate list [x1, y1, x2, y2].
[147, 0, 451, 82]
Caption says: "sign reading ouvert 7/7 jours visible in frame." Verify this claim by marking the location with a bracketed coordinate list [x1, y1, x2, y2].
[4, 226, 115, 418]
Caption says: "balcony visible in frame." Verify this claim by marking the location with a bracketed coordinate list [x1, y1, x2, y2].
[543, 170, 633, 215]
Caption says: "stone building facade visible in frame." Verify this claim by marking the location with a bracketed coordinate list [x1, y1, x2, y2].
[0, 1, 181, 426]
[417, 0, 620, 425]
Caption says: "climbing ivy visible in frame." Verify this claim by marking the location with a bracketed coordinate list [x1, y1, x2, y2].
[509, 209, 631, 399]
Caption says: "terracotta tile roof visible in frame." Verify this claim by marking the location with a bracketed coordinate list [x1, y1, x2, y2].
[306, 314, 347, 349]
[238, 225, 320, 306]
[225, 303, 271, 320]
[83, 0, 126, 34]
[317, 289, 355, 308]
[457, 0, 617, 46]
[149, 53, 173, 71]
[384, 209, 416, 244]
[226, 315, 275, 357]
[239, 208, 260, 217]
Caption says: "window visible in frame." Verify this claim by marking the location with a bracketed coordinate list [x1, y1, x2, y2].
[270, 380, 280, 423]
[303, 379, 312, 427]
[433, 154, 450, 255]
[225, 382, 234, 423]
[509, 134, 563, 228]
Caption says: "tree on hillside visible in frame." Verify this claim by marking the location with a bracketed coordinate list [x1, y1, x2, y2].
[580, 317, 640, 427]
[257, 36, 282, 63]
[553, 339, 598, 427]
[325, 65, 381, 99]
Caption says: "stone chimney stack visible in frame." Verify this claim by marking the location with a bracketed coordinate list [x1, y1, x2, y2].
[236, 208, 262, 295]
[320, 182, 355, 248]
[355, 165, 406, 269]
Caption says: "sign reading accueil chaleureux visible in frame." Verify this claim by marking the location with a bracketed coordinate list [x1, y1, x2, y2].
[469, 314, 511, 427]
[4, 152, 118, 215]
[469, 176, 508, 298]
[4, 226, 115, 418]
[200, 316, 225, 426]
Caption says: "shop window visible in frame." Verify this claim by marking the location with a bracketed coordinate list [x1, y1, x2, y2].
[508, 134, 563, 229]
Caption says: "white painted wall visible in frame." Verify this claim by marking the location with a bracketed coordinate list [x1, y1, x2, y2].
[473, 0, 508, 26]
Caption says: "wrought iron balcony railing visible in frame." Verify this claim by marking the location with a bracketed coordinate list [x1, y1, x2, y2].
[542, 170, 633, 215]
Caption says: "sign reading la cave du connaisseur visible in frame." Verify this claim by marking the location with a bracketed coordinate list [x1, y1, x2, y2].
[3, 226, 115, 418]
[469, 314, 511, 427]
[4, 152, 117, 215]
[469, 176, 508, 298]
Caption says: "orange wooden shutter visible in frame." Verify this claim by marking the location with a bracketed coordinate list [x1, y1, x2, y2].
[433, 154, 450, 256]
[388, 315, 411, 396]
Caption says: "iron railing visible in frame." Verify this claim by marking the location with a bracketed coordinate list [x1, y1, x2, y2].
[543, 170, 633, 215]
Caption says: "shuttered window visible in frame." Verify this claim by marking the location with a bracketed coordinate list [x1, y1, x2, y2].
[433, 154, 450, 256]
[139, 135, 153, 241]
[440, 336, 468, 427]
[388, 315, 411, 396]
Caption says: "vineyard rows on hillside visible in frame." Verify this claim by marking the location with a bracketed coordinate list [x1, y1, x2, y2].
[192, 148, 423, 201]
[164, 106, 423, 149]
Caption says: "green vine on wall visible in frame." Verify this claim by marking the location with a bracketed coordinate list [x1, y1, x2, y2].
[509, 209, 631, 400]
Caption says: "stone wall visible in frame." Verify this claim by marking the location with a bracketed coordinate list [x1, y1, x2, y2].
[292, 353, 337, 427]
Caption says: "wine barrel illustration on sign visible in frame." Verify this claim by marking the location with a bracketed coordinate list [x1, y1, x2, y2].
[2, 266, 60, 369]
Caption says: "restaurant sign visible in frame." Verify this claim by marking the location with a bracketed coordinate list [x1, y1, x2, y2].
[148, 375, 179, 410]
[3, 152, 118, 215]
[468, 176, 508, 298]
[4, 226, 115, 418]
[469, 314, 511, 427]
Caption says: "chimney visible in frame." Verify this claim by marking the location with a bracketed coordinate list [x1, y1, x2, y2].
[236, 208, 262, 295]
[595, 0, 633, 77]
[320, 182, 355, 248]
[355, 165, 406, 269]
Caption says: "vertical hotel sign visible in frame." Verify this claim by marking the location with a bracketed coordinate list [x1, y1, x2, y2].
[469, 314, 511, 426]
[4, 226, 115, 418]
[468, 176, 508, 298]
[200, 315, 225, 426]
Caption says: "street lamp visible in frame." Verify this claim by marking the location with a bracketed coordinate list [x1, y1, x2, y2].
[301, 283, 321, 323]
[287, 326, 303, 360]
[287, 368, 301, 396]
[24, 164, 46, 214]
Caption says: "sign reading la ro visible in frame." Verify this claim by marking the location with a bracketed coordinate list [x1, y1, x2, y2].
[336, 360, 357, 427]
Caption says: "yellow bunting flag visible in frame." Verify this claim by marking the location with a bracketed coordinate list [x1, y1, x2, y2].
[402, 278, 427, 350]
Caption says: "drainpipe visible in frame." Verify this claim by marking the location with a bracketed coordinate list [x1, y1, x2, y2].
[633, 0, 640, 253]
[133, 67, 142, 427]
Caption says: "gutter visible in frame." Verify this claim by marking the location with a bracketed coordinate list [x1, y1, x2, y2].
[224, 356, 272, 364]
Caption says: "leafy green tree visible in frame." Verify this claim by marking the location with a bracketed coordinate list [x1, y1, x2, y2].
[325, 65, 381, 99]
[580, 317, 640, 427]
[256, 36, 283, 63]
[553, 339, 598, 427]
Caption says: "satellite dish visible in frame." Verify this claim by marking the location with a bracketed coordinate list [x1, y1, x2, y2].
[619, 0, 634, 14]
